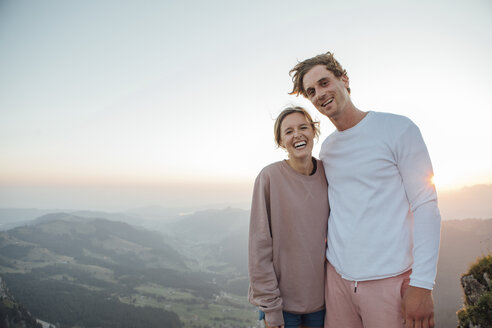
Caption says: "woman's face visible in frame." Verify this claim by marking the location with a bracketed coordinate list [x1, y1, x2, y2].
[280, 112, 315, 161]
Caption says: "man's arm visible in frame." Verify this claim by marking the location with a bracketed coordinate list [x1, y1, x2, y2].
[392, 118, 441, 326]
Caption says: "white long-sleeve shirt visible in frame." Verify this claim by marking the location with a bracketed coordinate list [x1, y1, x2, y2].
[320, 111, 441, 290]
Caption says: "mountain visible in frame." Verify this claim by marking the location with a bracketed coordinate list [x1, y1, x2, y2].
[210, 227, 249, 273]
[438, 184, 492, 220]
[165, 207, 249, 244]
[2, 183, 490, 230]
[14, 212, 188, 271]
[157, 208, 250, 277]
[0, 212, 256, 328]
[69, 210, 142, 225]
[0, 215, 192, 328]
[0, 208, 61, 231]
[0, 206, 245, 233]
[126, 206, 197, 221]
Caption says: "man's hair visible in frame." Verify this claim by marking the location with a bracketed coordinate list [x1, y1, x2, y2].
[289, 51, 349, 97]
[274, 106, 320, 148]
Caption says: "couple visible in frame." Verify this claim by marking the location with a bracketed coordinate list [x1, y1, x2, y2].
[248, 52, 441, 328]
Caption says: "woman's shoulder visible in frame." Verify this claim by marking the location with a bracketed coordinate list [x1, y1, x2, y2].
[257, 161, 285, 178]
[252, 161, 285, 190]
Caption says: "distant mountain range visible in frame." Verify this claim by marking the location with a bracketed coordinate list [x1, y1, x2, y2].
[166, 207, 249, 243]
[438, 184, 492, 220]
[1, 184, 491, 233]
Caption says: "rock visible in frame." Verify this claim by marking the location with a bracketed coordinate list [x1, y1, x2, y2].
[484, 272, 491, 289]
[457, 255, 492, 328]
[461, 274, 487, 306]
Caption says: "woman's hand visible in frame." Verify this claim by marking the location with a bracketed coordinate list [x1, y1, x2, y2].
[264, 321, 284, 328]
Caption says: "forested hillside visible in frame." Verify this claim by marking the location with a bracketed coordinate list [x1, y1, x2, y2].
[0, 213, 255, 328]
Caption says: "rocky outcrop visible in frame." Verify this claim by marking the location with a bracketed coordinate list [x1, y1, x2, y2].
[457, 255, 492, 328]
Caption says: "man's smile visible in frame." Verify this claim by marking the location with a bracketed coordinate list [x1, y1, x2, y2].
[321, 98, 334, 107]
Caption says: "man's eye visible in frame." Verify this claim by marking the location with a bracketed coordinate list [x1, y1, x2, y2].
[321, 81, 328, 86]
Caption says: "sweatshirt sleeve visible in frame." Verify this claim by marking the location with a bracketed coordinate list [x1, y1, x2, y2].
[248, 170, 284, 326]
[393, 119, 441, 290]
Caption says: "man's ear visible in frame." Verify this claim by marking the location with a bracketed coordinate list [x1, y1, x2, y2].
[342, 74, 350, 94]
[342, 74, 349, 88]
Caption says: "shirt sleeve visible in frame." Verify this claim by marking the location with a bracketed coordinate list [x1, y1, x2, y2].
[393, 119, 442, 290]
[248, 170, 284, 326]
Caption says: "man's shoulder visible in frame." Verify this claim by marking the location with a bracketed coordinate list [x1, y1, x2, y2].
[371, 112, 418, 138]
[372, 111, 414, 126]
[370, 112, 425, 151]
[320, 132, 337, 153]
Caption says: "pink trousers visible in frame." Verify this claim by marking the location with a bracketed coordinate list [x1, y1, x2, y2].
[324, 263, 411, 328]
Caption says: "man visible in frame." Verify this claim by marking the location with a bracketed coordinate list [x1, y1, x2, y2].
[289, 52, 441, 328]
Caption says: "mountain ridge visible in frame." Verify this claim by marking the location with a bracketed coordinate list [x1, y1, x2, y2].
[0, 212, 254, 327]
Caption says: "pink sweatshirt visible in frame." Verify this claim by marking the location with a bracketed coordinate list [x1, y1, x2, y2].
[248, 159, 329, 327]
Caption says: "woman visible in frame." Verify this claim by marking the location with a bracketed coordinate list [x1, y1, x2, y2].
[248, 106, 329, 328]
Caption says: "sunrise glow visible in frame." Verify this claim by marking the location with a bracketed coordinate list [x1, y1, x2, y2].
[1, 0, 491, 210]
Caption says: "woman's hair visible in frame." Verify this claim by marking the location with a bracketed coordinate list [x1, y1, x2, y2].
[274, 106, 320, 148]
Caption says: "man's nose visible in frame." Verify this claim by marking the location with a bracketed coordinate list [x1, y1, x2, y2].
[316, 90, 326, 102]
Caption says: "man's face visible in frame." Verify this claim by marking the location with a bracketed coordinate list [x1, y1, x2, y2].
[302, 65, 350, 119]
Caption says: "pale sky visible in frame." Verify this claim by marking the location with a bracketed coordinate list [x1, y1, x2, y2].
[1, 0, 491, 210]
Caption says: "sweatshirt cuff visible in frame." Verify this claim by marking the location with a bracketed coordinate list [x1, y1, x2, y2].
[265, 309, 284, 327]
[409, 278, 434, 290]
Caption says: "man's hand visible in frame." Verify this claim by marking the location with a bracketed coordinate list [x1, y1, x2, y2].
[401, 286, 435, 328]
